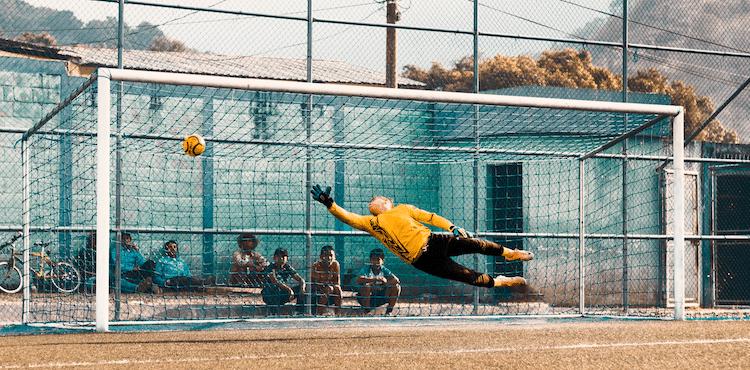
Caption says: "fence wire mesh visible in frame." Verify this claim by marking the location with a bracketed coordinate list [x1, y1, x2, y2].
[1, 1, 750, 325]
[10, 75, 683, 324]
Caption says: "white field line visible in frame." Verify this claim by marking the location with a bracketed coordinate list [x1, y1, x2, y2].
[3, 337, 750, 368]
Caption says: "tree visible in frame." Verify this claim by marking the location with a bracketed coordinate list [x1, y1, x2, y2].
[148, 36, 188, 52]
[403, 49, 621, 92]
[2, 0, 169, 50]
[630, 69, 738, 143]
[402, 49, 737, 143]
[15, 31, 57, 47]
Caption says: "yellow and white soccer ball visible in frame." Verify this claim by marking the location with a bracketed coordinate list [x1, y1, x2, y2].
[182, 134, 206, 157]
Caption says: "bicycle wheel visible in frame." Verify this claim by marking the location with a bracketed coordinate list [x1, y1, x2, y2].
[0, 261, 22, 293]
[51, 262, 81, 293]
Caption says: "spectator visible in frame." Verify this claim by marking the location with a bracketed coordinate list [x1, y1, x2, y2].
[229, 233, 269, 287]
[154, 240, 215, 291]
[112, 232, 159, 294]
[354, 248, 401, 315]
[74, 232, 96, 292]
[262, 248, 305, 315]
[311, 245, 342, 315]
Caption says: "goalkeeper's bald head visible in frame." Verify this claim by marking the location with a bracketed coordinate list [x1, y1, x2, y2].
[369, 195, 393, 216]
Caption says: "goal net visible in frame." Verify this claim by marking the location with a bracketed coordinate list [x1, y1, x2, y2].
[20, 69, 686, 330]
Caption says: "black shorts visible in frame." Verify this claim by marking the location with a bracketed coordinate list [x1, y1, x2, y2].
[411, 234, 504, 288]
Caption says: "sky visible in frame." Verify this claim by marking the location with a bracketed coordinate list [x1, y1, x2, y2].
[22, 0, 614, 71]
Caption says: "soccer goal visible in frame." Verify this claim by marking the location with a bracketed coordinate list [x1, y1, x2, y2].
[20, 68, 685, 331]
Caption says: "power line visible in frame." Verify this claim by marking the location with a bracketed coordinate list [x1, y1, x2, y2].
[478, 2, 574, 39]
[556, 0, 749, 54]
[1, 1, 377, 35]
[5, 1, 747, 88]
[477, 1, 744, 88]
[46, 0, 231, 47]
[11, 1, 374, 48]
[185, 5, 386, 63]
[44, 2, 385, 64]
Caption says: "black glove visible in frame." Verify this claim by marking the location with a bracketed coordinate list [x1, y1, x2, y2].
[450, 225, 471, 239]
[311, 184, 334, 208]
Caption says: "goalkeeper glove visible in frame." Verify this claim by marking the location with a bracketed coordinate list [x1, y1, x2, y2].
[450, 225, 471, 239]
[311, 184, 334, 208]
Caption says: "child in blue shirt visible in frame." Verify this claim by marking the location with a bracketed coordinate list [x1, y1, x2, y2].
[154, 240, 215, 291]
[112, 233, 157, 293]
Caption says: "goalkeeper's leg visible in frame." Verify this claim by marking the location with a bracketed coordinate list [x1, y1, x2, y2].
[412, 255, 525, 288]
[435, 234, 533, 261]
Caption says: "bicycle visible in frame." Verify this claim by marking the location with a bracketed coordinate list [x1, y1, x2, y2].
[0, 233, 82, 293]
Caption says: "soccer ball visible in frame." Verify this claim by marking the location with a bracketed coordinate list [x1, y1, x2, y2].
[182, 134, 206, 157]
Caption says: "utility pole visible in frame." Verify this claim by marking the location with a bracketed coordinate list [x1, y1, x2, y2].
[385, 0, 399, 88]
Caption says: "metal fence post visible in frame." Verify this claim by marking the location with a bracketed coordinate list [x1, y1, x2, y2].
[113, 0, 125, 321]
[21, 139, 30, 324]
[621, 0, 630, 314]
[673, 110, 686, 320]
[472, 0, 480, 315]
[304, 0, 314, 316]
[96, 71, 112, 332]
[579, 159, 586, 316]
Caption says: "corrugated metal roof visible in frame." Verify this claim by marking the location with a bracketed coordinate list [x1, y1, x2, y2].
[57, 45, 424, 87]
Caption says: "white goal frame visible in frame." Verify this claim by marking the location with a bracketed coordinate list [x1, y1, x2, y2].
[22, 68, 685, 332]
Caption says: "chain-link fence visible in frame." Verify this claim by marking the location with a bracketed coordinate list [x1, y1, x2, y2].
[2, 1, 749, 138]
[1, 1, 750, 325]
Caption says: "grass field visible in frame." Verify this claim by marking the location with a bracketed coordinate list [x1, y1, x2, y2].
[1, 318, 750, 369]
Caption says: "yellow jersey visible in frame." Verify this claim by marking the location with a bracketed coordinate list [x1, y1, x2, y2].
[328, 202, 453, 264]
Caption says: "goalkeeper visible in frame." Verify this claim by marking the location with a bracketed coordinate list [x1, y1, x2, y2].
[311, 185, 533, 288]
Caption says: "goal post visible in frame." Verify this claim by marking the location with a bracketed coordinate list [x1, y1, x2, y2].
[672, 110, 685, 320]
[95, 73, 111, 332]
[22, 68, 685, 331]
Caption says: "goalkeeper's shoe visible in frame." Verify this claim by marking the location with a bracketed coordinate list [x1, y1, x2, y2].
[503, 248, 534, 262]
[493, 275, 527, 288]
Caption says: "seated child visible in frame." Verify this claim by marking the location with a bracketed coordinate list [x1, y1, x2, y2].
[311, 245, 342, 314]
[262, 248, 305, 314]
[229, 233, 269, 287]
[154, 240, 214, 291]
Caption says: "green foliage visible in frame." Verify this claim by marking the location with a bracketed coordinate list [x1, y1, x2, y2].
[402, 49, 737, 143]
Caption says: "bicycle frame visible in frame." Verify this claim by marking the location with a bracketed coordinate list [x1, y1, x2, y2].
[8, 249, 55, 280]
[2, 239, 81, 293]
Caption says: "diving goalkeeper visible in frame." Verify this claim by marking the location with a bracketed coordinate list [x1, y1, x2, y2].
[311, 185, 533, 288]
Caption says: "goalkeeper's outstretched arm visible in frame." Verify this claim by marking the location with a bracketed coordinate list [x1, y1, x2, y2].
[311, 184, 373, 232]
[409, 204, 471, 238]
[408, 205, 453, 230]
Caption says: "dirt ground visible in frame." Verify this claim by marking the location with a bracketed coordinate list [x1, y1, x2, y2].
[1, 319, 749, 369]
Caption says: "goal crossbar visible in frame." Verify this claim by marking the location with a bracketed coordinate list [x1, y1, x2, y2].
[100, 68, 683, 116]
